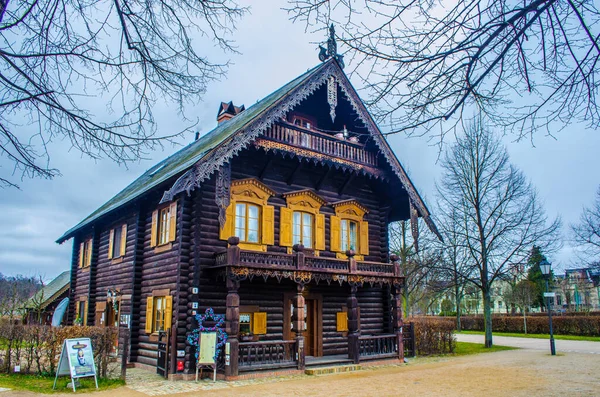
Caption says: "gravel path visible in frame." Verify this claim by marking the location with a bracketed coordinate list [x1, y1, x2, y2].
[456, 333, 600, 354]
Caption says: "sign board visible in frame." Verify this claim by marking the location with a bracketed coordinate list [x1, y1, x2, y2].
[53, 338, 98, 392]
[195, 332, 217, 382]
[543, 292, 556, 298]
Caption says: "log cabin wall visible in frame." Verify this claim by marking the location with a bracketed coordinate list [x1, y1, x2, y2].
[70, 234, 91, 325]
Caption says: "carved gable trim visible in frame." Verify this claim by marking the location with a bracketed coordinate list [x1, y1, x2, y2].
[332, 200, 368, 221]
[283, 190, 326, 213]
[231, 178, 276, 206]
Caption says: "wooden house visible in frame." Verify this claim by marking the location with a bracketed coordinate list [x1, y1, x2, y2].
[57, 46, 439, 379]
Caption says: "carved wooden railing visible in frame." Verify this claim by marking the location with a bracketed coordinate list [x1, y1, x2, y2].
[240, 250, 296, 269]
[356, 261, 395, 275]
[304, 256, 349, 272]
[238, 340, 297, 371]
[358, 334, 398, 359]
[263, 123, 378, 166]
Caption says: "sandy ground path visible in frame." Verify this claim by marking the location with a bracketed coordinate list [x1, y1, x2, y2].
[2, 348, 599, 396]
[456, 333, 600, 354]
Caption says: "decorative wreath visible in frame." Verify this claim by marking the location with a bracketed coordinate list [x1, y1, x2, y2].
[187, 308, 228, 362]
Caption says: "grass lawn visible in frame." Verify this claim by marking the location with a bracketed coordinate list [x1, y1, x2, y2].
[0, 373, 124, 394]
[458, 330, 600, 342]
[452, 341, 516, 356]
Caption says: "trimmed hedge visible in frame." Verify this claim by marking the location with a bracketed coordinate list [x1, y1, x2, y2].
[0, 323, 118, 376]
[409, 317, 456, 355]
[460, 315, 600, 336]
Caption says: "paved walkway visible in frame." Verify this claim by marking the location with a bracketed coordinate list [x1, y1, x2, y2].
[456, 333, 600, 354]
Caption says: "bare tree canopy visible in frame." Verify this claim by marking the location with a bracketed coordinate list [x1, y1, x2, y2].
[287, 1, 600, 140]
[437, 118, 560, 346]
[571, 186, 600, 265]
[0, 0, 247, 188]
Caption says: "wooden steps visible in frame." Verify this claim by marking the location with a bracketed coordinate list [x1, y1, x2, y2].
[305, 364, 362, 375]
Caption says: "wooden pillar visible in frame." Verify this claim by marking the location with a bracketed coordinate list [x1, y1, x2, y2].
[225, 277, 240, 377]
[392, 284, 404, 361]
[292, 283, 305, 370]
[347, 285, 360, 364]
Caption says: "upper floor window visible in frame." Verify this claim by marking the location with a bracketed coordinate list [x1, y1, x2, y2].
[293, 116, 312, 130]
[151, 201, 178, 248]
[108, 224, 127, 259]
[235, 203, 260, 243]
[293, 211, 314, 248]
[79, 238, 92, 268]
[331, 200, 369, 260]
[340, 219, 358, 252]
[219, 178, 275, 252]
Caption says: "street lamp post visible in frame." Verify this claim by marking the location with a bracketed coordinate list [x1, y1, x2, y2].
[539, 259, 556, 356]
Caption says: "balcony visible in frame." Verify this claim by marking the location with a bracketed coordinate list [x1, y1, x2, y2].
[260, 122, 378, 167]
[213, 238, 403, 286]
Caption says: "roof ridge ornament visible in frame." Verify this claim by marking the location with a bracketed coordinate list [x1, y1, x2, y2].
[318, 24, 345, 69]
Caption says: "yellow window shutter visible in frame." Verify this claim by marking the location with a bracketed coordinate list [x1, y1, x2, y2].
[164, 295, 173, 331]
[86, 240, 93, 267]
[83, 300, 89, 326]
[150, 210, 159, 247]
[262, 205, 275, 245]
[330, 215, 341, 252]
[359, 221, 369, 255]
[108, 229, 115, 259]
[280, 207, 293, 247]
[253, 312, 267, 335]
[168, 202, 177, 242]
[120, 224, 127, 257]
[219, 203, 235, 240]
[79, 242, 84, 268]
[315, 214, 325, 250]
[75, 301, 80, 317]
[337, 311, 348, 332]
[145, 297, 154, 334]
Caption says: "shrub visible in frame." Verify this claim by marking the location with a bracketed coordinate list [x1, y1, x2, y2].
[0, 323, 118, 377]
[459, 315, 600, 336]
[408, 316, 456, 355]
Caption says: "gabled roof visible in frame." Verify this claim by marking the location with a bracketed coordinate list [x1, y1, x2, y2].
[58, 59, 440, 243]
[25, 271, 70, 310]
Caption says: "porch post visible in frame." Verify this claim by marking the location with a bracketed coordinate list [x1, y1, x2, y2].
[347, 285, 360, 364]
[392, 284, 404, 361]
[292, 283, 306, 370]
[225, 277, 240, 377]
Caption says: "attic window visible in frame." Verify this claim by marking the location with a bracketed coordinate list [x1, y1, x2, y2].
[293, 116, 312, 130]
[149, 163, 166, 176]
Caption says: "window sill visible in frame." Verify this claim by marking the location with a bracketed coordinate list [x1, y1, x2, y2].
[153, 242, 173, 254]
[335, 252, 364, 261]
[80, 266, 91, 273]
[111, 256, 124, 264]
[237, 242, 267, 252]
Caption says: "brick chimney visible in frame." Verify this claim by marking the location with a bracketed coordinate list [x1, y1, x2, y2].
[217, 101, 245, 124]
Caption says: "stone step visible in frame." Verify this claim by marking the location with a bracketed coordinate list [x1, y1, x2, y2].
[305, 364, 362, 375]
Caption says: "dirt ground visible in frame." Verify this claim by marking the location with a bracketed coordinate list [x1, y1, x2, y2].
[4, 349, 599, 397]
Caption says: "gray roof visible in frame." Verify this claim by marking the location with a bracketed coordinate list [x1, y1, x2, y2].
[25, 271, 70, 309]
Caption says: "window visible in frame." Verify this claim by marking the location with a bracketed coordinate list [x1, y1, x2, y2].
[331, 200, 369, 260]
[79, 238, 92, 268]
[108, 224, 127, 259]
[340, 219, 358, 252]
[145, 293, 172, 334]
[240, 313, 252, 335]
[280, 190, 325, 252]
[75, 299, 88, 325]
[293, 116, 312, 130]
[151, 202, 177, 248]
[219, 178, 275, 252]
[235, 203, 260, 243]
[293, 211, 314, 248]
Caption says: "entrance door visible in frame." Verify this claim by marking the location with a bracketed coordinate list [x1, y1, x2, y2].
[305, 299, 316, 356]
[284, 293, 323, 357]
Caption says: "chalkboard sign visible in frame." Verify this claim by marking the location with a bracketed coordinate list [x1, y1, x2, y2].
[53, 338, 98, 392]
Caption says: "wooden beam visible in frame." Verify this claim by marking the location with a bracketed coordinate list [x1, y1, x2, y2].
[315, 166, 332, 191]
[286, 161, 302, 185]
[338, 172, 355, 196]
[258, 157, 273, 180]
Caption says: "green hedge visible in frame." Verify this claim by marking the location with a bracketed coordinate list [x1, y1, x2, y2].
[460, 315, 600, 336]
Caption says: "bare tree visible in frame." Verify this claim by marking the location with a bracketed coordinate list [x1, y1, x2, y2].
[506, 280, 536, 333]
[437, 118, 560, 347]
[287, 1, 600, 141]
[0, 0, 247, 188]
[572, 186, 600, 266]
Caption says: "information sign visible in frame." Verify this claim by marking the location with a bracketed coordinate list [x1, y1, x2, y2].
[53, 338, 98, 392]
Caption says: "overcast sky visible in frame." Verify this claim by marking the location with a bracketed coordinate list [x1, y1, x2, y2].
[1, 3, 598, 282]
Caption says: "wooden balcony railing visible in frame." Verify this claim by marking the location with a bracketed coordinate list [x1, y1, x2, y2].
[262, 123, 378, 166]
[358, 334, 399, 360]
[238, 340, 297, 371]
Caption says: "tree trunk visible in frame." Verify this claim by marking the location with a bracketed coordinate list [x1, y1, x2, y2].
[454, 285, 462, 332]
[523, 310, 527, 334]
[483, 287, 493, 348]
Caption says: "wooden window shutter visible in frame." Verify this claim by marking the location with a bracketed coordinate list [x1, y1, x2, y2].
[83, 300, 89, 326]
[168, 202, 177, 242]
[145, 297, 154, 334]
[337, 311, 348, 332]
[79, 242, 84, 268]
[315, 213, 325, 250]
[108, 229, 115, 259]
[96, 301, 107, 312]
[164, 295, 173, 330]
[359, 221, 369, 255]
[279, 207, 293, 247]
[120, 224, 127, 257]
[150, 210, 159, 247]
[262, 205, 275, 245]
[252, 312, 267, 335]
[330, 215, 341, 252]
[219, 203, 235, 240]
[75, 301, 80, 317]
[86, 240, 93, 267]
